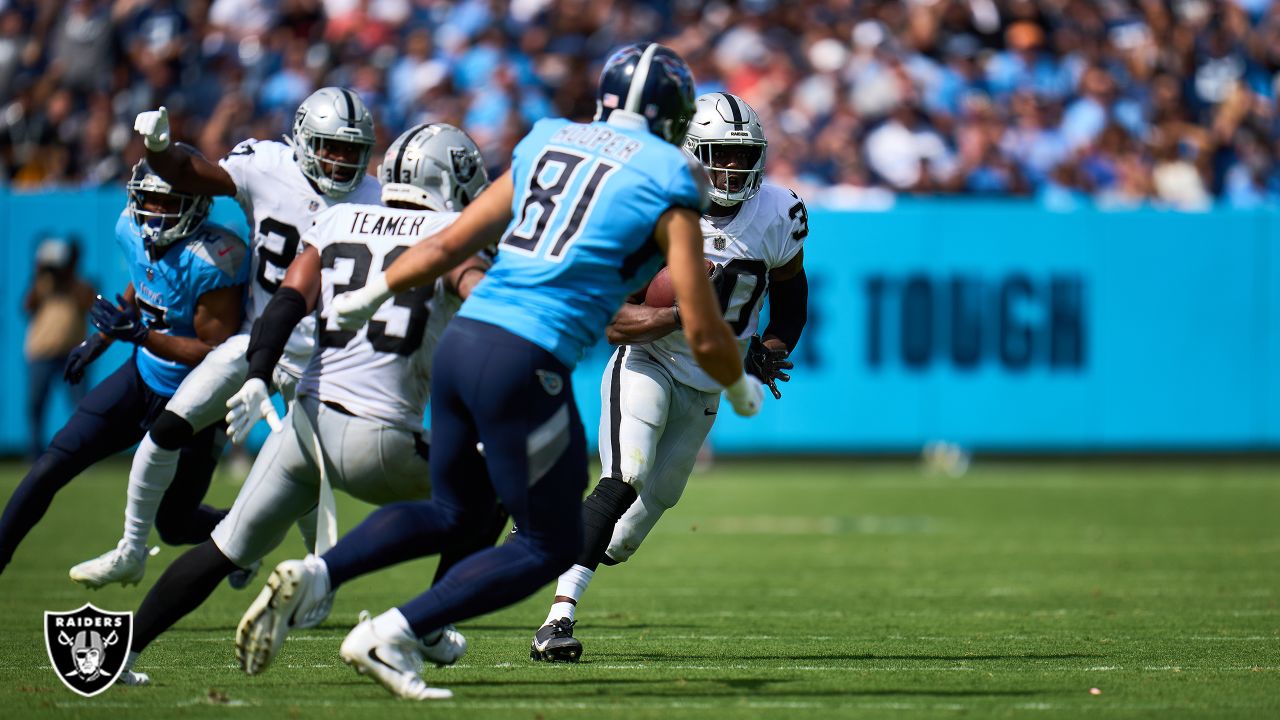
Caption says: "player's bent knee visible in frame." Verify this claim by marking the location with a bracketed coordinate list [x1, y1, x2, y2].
[155, 513, 208, 546]
[150, 411, 196, 451]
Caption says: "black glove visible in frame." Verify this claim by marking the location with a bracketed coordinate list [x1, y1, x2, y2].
[64, 334, 109, 385]
[90, 294, 149, 344]
[744, 335, 792, 399]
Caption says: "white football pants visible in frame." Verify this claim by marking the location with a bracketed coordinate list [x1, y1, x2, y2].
[597, 346, 719, 563]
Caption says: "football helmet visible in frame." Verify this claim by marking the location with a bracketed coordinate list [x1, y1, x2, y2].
[684, 93, 767, 206]
[378, 123, 490, 212]
[595, 43, 696, 146]
[127, 159, 211, 252]
[292, 87, 376, 198]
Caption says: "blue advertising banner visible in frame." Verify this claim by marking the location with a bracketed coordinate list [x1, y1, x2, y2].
[2, 190, 1276, 454]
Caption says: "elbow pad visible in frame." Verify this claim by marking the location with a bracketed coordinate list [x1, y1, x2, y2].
[246, 287, 309, 384]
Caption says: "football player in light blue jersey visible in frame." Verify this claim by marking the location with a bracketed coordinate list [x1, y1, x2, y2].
[0, 161, 247, 580]
[235, 42, 763, 700]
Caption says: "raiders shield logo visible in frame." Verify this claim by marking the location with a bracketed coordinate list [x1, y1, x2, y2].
[535, 369, 563, 396]
[450, 147, 478, 185]
[44, 603, 132, 697]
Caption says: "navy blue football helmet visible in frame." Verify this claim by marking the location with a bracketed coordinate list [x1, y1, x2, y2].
[595, 43, 697, 146]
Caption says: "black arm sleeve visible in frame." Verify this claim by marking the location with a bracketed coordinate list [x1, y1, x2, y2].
[763, 268, 808, 352]
[245, 287, 309, 385]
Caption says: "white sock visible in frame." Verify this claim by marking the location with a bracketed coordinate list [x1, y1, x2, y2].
[125, 650, 140, 671]
[122, 435, 180, 554]
[545, 564, 594, 624]
[372, 608, 414, 641]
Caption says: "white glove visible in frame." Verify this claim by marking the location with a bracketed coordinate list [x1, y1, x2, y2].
[328, 274, 393, 331]
[724, 373, 764, 417]
[225, 378, 282, 445]
[134, 106, 171, 152]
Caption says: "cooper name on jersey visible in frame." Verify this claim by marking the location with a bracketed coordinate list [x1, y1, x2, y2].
[348, 211, 430, 237]
[550, 124, 642, 162]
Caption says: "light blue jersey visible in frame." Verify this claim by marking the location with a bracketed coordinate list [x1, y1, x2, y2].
[460, 117, 708, 367]
[113, 211, 249, 395]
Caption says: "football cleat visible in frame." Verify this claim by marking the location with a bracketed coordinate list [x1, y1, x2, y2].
[118, 668, 151, 686]
[340, 615, 453, 700]
[530, 617, 582, 663]
[235, 555, 331, 675]
[69, 540, 146, 589]
[227, 559, 262, 590]
[420, 624, 467, 667]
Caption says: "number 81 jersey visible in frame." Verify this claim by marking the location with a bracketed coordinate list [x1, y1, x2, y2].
[644, 183, 807, 393]
[300, 204, 467, 432]
[219, 139, 382, 376]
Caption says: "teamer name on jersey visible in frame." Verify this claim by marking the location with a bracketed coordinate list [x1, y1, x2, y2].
[346, 211, 428, 237]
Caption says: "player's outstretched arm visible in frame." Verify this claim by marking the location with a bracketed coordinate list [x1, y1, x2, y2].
[605, 302, 680, 345]
[136, 107, 237, 197]
[442, 254, 491, 301]
[141, 284, 243, 366]
[657, 207, 761, 416]
[330, 172, 514, 330]
[386, 170, 515, 292]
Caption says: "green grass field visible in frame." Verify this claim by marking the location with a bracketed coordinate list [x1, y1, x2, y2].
[0, 457, 1276, 719]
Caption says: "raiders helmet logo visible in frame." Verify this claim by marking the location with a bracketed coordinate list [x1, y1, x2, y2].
[450, 147, 479, 185]
[536, 369, 563, 396]
[44, 603, 133, 697]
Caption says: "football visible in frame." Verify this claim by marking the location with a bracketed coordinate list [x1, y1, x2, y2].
[644, 259, 716, 307]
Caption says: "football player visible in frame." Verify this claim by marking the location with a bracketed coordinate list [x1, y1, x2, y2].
[117, 124, 497, 687]
[531, 93, 808, 662]
[234, 43, 762, 700]
[69, 87, 382, 589]
[0, 162, 247, 577]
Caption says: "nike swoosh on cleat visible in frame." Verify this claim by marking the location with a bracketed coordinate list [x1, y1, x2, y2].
[368, 647, 399, 672]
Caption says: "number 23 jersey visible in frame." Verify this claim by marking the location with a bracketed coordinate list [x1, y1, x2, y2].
[301, 204, 471, 432]
[644, 183, 807, 393]
[219, 138, 382, 376]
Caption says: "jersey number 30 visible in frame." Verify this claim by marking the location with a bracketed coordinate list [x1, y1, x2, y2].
[318, 243, 431, 355]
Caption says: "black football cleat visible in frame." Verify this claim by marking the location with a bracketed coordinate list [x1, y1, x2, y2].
[530, 617, 583, 663]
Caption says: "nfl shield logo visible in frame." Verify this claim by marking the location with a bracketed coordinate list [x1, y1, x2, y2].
[309, 200, 321, 212]
[44, 603, 132, 697]
[535, 369, 563, 396]
[713, 235, 727, 251]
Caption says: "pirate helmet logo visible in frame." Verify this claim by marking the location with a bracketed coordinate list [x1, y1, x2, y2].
[450, 147, 479, 185]
[44, 603, 132, 696]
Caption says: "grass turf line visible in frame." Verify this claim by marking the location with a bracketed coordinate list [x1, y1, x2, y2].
[0, 457, 1275, 718]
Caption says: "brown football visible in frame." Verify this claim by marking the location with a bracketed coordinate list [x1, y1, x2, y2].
[644, 260, 716, 307]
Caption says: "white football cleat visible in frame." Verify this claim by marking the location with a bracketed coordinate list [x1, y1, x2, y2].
[235, 554, 331, 675]
[339, 614, 453, 700]
[69, 540, 146, 589]
[420, 624, 467, 667]
[118, 669, 150, 686]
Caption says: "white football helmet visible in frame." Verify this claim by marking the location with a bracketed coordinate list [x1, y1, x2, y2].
[377, 123, 490, 212]
[683, 92, 767, 206]
[292, 87, 376, 198]
[127, 159, 211, 252]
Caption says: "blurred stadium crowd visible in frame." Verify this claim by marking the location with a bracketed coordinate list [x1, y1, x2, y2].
[2, 0, 1280, 209]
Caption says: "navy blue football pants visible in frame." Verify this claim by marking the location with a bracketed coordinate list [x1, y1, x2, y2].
[323, 318, 586, 636]
[0, 355, 226, 575]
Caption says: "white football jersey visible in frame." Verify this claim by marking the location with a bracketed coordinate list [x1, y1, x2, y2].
[298, 203, 474, 432]
[642, 183, 807, 393]
[219, 138, 382, 376]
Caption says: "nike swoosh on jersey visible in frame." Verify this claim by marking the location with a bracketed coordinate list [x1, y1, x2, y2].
[704, 409, 717, 416]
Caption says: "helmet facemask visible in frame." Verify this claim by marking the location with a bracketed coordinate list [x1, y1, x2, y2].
[689, 139, 767, 206]
[127, 163, 211, 254]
